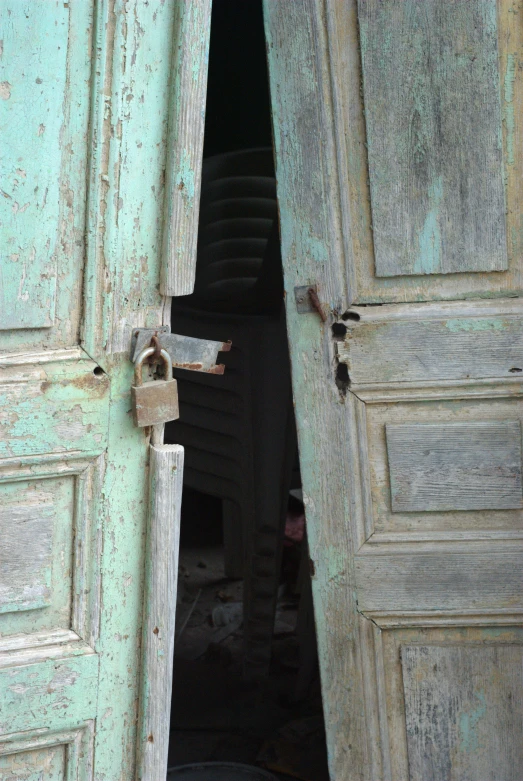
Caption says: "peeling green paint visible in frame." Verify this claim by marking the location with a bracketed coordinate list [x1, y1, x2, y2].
[459, 691, 487, 754]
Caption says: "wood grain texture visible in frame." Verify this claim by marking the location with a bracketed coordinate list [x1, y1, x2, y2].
[380, 627, 523, 780]
[358, 0, 507, 278]
[365, 394, 523, 537]
[338, 314, 523, 385]
[136, 444, 184, 781]
[326, 0, 523, 304]
[160, 0, 212, 296]
[402, 644, 523, 781]
[356, 546, 523, 614]
[264, 1, 371, 777]
[0, 499, 53, 614]
[0, 454, 103, 651]
[386, 421, 523, 512]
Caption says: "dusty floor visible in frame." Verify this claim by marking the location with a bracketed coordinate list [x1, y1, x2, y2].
[168, 544, 329, 781]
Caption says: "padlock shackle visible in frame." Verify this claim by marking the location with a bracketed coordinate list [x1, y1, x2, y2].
[134, 346, 173, 386]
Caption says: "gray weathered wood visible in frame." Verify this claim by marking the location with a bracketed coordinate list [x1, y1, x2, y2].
[356, 547, 523, 614]
[386, 421, 523, 512]
[264, 0, 371, 776]
[0, 502, 53, 613]
[326, 0, 523, 304]
[161, 0, 212, 296]
[402, 644, 523, 781]
[358, 0, 507, 277]
[266, 1, 523, 778]
[136, 444, 184, 781]
[338, 313, 523, 386]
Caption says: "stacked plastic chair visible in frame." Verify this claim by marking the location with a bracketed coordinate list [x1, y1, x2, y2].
[166, 148, 297, 677]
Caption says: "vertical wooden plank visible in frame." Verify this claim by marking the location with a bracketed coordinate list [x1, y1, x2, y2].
[264, 1, 370, 777]
[402, 644, 523, 781]
[160, 0, 212, 296]
[358, 0, 507, 277]
[83, 0, 179, 360]
[136, 444, 184, 781]
[84, 3, 182, 778]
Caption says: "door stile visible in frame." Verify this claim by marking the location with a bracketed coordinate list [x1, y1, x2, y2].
[264, 1, 372, 777]
[79, 1, 209, 777]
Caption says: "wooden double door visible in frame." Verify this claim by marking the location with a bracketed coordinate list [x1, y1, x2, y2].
[3, 1, 523, 779]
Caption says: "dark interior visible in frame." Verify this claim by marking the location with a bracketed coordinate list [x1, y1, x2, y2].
[165, 3, 329, 779]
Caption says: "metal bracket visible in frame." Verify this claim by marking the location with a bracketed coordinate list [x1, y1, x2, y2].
[294, 285, 316, 314]
[130, 328, 231, 375]
[294, 284, 327, 322]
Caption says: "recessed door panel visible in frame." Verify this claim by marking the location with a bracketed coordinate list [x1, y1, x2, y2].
[402, 643, 523, 781]
[0, 477, 70, 616]
[317, 0, 523, 305]
[386, 421, 522, 512]
[0, 2, 92, 342]
[0, 744, 66, 781]
[359, 0, 507, 278]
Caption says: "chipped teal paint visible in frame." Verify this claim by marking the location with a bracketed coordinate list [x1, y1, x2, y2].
[445, 317, 505, 333]
[459, 691, 487, 754]
[0, 654, 99, 735]
[415, 176, 443, 275]
[504, 54, 516, 167]
[0, 360, 109, 459]
[0, 3, 68, 329]
[297, 233, 329, 267]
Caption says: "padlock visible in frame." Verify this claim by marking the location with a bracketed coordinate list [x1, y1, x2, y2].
[131, 346, 179, 427]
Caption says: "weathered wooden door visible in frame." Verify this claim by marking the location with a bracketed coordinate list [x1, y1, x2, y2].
[0, 2, 209, 779]
[265, 1, 523, 779]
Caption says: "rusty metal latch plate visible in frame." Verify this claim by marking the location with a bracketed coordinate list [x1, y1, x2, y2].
[130, 328, 231, 375]
[294, 284, 327, 322]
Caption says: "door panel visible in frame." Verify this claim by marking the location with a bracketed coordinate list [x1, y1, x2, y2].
[265, 0, 523, 778]
[0, 1, 92, 347]
[0, 723, 95, 781]
[325, 0, 523, 304]
[358, 0, 507, 278]
[380, 628, 523, 781]
[0, 1, 210, 778]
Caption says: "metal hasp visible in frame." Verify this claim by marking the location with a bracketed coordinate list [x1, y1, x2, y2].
[130, 327, 232, 374]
